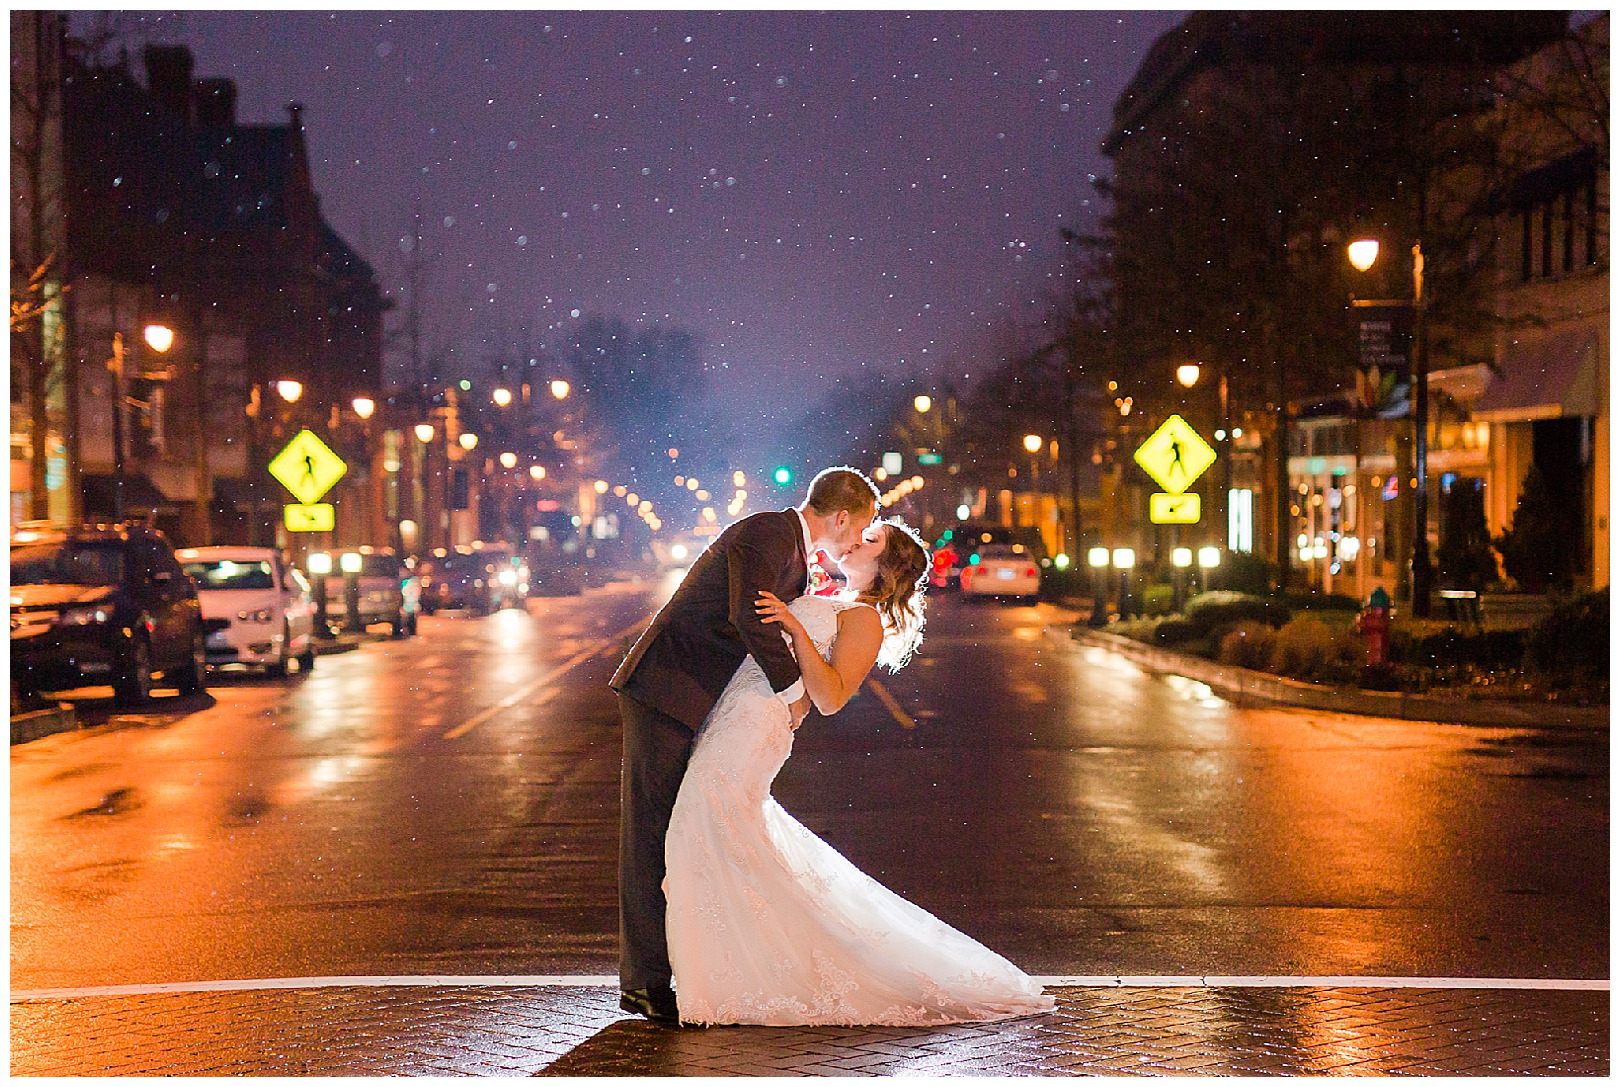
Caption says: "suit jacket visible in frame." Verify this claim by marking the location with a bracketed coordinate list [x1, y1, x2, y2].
[611, 509, 808, 731]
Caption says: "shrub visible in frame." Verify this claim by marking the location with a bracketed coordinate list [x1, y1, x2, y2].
[1494, 464, 1579, 593]
[1269, 617, 1363, 683]
[1283, 591, 1363, 613]
[1183, 591, 1291, 631]
[1524, 588, 1609, 678]
[1392, 626, 1527, 670]
[1109, 618, 1163, 644]
[1153, 618, 1202, 645]
[1141, 584, 1177, 617]
[1206, 551, 1277, 595]
[1218, 622, 1277, 670]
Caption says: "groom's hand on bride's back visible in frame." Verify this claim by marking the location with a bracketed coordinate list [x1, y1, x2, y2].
[789, 693, 812, 729]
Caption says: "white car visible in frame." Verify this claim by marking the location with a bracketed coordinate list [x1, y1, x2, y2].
[958, 543, 1042, 602]
[179, 546, 316, 676]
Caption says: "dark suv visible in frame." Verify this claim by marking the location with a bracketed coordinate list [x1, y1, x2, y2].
[10, 523, 207, 705]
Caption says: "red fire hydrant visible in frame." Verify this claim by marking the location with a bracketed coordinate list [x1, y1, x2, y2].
[1354, 586, 1392, 668]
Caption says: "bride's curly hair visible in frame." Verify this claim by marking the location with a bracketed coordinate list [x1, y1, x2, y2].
[854, 517, 930, 671]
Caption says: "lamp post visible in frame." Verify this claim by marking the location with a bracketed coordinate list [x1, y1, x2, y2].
[1112, 547, 1136, 620]
[107, 323, 175, 522]
[1087, 546, 1111, 626]
[1171, 546, 1193, 612]
[1349, 236, 1432, 617]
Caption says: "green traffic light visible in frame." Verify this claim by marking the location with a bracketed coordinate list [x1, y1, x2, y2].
[773, 466, 793, 486]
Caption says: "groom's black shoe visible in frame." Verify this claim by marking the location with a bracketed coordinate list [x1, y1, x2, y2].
[619, 986, 681, 1026]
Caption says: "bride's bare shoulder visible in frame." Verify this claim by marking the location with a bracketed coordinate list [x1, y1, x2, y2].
[834, 599, 882, 627]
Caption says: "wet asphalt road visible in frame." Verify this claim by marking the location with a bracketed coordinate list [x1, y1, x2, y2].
[11, 576, 1608, 991]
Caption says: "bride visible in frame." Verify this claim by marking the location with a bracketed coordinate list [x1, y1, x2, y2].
[663, 517, 1054, 1027]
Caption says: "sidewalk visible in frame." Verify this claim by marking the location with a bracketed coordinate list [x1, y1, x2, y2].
[8, 627, 388, 747]
[9, 980, 1606, 1075]
[1066, 626, 1608, 730]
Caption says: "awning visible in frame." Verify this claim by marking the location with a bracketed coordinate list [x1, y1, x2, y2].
[1472, 326, 1602, 423]
[81, 473, 182, 519]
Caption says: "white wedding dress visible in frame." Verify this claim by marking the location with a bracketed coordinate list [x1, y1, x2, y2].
[664, 593, 1055, 1026]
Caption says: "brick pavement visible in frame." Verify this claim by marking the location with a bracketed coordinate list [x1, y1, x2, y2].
[9, 983, 1608, 1076]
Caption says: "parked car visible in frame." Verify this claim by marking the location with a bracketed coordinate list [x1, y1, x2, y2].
[419, 546, 524, 615]
[958, 543, 1043, 602]
[321, 548, 409, 636]
[10, 522, 207, 704]
[178, 546, 316, 676]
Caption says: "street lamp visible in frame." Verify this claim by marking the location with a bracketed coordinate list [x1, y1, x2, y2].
[500, 451, 518, 469]
[414, 423, 436, 444]
[1087, 546, 1111, 626]
[108, 324, 176, 521]
[1172, 546, 1193, 613]
[1023, 433, 1043, 454]
[1112, 547, 1136, 620]
[550, 379, 570, 400]
[1348, 234, 1432, 617]
[1176, 363, 1201, 388]
[351, 396, 375, 420]
[529, 465, 546, 481]
[275, 379, 303, 404]
[492, 386, 513, 407]
[458, 432, 478, 451]
[142, 323, 174, 353]
[914, 394, 932, 414]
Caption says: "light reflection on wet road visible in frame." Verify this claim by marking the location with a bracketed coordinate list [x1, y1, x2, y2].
[11, 580, 1607, 992]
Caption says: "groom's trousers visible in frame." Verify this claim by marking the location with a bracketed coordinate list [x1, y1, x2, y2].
[617, 691, 696, 991]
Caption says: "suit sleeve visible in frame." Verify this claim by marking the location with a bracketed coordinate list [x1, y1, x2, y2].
[727, 517, 804, 696]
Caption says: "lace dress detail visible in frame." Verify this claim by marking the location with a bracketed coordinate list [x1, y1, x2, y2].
[665, 594, 1054, 1026]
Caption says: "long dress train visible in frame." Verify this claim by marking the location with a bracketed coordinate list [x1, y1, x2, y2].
[664, 594, 1054, 1026]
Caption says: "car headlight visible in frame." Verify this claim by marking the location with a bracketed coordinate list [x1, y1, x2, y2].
[60, 604, 110, 626]
[237, 607, 276, 623]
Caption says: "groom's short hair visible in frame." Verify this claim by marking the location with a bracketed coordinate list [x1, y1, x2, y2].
[805, 467, 880, 516]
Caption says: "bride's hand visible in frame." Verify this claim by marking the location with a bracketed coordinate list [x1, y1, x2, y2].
[755, 591, 804, 636]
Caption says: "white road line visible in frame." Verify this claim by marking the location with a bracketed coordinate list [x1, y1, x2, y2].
[864, 677, 916, 729]
[440, 616, 646, 740]
[13, 974, 1606, 1001]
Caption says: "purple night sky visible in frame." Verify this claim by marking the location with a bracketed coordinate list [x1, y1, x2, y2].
[84, 10, 1185, 433]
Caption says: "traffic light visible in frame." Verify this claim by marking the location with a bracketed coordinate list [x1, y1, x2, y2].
[773, 465, 793, 486]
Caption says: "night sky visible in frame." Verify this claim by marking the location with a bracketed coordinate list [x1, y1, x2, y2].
[83, 9, 1185, 439]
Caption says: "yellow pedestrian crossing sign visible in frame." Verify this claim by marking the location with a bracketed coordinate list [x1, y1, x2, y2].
[1149, 492, 1202, 525]
[1133, 414, 1215, 494]
[268, 429, 347, 505]
[284, 503, 335, 532]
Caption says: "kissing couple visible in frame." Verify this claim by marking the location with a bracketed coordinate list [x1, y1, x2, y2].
[610, 466, 1054, 1027]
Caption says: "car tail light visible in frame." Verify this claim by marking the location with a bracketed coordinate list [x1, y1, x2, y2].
[1025, 567, 1037, 578]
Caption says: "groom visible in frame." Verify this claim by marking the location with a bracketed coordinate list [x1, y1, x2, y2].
[610, 466, 880, 1024]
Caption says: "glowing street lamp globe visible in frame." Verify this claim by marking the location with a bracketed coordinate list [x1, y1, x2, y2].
[351, 396, 376, 420]
[414, 423, 435, 443]
[1347, 238, 1381, 272]
[143, 323, 175, 353]
[1023, 434, 1043, 454]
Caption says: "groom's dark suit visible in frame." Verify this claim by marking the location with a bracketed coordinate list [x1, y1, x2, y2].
[610, 509, 809, 995]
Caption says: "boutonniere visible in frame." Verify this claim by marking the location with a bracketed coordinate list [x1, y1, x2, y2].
[807, 553, 842, 596]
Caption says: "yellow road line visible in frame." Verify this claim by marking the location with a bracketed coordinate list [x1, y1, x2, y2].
[441, 615, 647, 740]
[864, 677, 916, 730]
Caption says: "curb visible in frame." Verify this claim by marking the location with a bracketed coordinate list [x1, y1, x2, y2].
[10, 703, 79, 745]
[1066, 627, 1609, 730]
